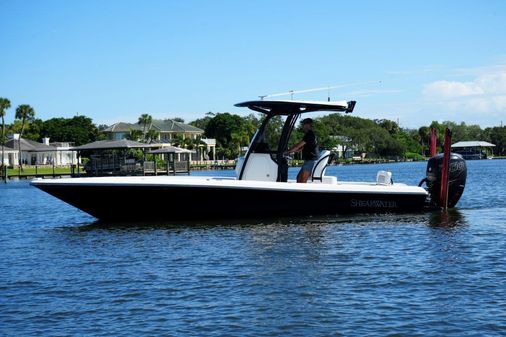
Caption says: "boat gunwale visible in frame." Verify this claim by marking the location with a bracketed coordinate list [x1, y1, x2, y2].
[31, 177, 428, 196]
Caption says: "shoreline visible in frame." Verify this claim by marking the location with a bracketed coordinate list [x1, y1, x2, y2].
[2, 157, 504, 182]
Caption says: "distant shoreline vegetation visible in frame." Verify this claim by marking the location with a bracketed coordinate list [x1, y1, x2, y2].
[1, 97, 505, 160]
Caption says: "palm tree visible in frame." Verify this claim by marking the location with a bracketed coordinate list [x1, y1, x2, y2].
[171, 134, 184, 147]
[137, 114, 152, 141]
[145, 129, 159, 143]
[418, 126, 430, 156]
[15, 104, 35, 170]
[127, 129, 143, 141]
[230, 131, 250, 157]
[0, 97, 11, 174]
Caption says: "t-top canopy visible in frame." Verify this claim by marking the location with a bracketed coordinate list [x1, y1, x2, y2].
[235, 100, 356, 115]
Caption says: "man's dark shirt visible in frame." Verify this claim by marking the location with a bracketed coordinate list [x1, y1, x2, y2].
[302, 130, 319, 160]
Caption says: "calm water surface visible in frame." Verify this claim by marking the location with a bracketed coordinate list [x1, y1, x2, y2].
[1, 160, 505, 336]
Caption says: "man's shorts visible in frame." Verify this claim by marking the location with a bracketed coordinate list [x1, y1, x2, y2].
[301, 160, 316, 173]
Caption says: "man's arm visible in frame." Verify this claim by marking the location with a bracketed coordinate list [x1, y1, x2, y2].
[285, 140, 306, 154]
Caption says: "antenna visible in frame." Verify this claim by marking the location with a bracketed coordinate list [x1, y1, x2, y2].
[259, 81, 381, 100]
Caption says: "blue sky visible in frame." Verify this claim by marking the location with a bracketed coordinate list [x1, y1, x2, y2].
[1, 0, 505, 128]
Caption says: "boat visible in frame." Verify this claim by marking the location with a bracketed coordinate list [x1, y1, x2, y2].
[31, 100, 467, 221]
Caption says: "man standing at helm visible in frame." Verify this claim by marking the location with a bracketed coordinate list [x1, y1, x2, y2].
[285, 118, 319, 183]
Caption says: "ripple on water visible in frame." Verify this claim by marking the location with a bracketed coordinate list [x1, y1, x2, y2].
[1, 162, 506, 336]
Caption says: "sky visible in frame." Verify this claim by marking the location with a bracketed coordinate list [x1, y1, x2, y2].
[1, 0, 506, 129]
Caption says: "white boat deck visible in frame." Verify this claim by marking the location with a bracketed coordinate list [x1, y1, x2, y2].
[32, 175, 427, 195]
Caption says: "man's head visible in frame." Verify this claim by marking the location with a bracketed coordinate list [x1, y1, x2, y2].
[301, 118, 313, 132]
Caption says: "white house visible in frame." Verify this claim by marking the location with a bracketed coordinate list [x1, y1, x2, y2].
[50, 141, 80, 165]
[103, 119, 217, 161]
[5, 136, 79, 166]
[333, 144, 355, 159]
[1, 145, 18, 166]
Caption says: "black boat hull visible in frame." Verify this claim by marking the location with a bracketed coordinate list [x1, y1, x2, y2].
[34, 183, 428, 221]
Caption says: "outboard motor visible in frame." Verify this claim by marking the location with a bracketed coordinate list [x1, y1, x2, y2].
[422, 153, 467, 208]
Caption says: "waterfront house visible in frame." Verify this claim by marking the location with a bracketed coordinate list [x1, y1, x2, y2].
[333, 144, 355, 159]
[5, 136, 79, 166]
[103, 119, 204, 141]
[1, 145, 18, 166]
[103, 119, 216, 160]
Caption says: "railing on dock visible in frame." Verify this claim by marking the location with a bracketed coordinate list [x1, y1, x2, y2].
[143, 159, 190, 176]
[0, 159, 238, 182]
[2, 164, 74, 181]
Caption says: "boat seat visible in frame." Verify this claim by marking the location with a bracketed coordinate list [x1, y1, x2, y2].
[310, 150, 334, 182]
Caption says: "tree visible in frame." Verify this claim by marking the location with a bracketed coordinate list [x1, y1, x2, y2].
[22, 118, 43, 141]
[312, 118, 339, 151]
[41, 116, 99, 145]
[145, 129, 159, 143]
[418, 126, 430, 155]
[205, 113, 252, 158]
[242, 113, 261, 136]
[15, 104, 35, 169]
[400, 129, 423, 155]
[429, 121, 446, 148]
[442, 121, 484, 143]
[487, 126, 506, 156]
[375, 119, 400, 135]
[170, 134, 184, 147]
[137, 114, 152, 141]
[184, 136, 206, 151]
[314, 114, 408, 158]
[230, 130, 250, 156]
[190, 112, 215, 133]
[0, 97, 11, 171]
[127, 129, 143, 141]
[263, 115, 284, 151]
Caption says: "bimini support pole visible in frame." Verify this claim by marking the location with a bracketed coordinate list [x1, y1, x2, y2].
[439, 128, 452, 211]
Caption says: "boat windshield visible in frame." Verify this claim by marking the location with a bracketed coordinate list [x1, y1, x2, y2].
[251, 115, 286, 155]
[247, 112, 302, 168]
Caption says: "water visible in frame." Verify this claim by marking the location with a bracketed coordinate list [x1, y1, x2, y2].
[1, 160, 505, 336]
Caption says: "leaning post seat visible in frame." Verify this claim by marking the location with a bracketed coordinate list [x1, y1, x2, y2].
[310, 150, 334, 182]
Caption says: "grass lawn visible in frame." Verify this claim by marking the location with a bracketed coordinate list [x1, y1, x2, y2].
[6, 167, 73, 176]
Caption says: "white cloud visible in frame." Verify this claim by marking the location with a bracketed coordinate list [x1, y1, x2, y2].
[423, 69, 506, 114]
[424, 80, 484, 98]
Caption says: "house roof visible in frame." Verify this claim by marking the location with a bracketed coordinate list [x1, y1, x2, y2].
[1, 144, 17, 152]
[103, 119, 203, 133]
[102, 122, 145, 133]
[148, 146, 195, 154]
[5, 138, 55, 152]
[151, 119, 203, 133]
[452, 141, 496, 148]
[72, 139, 153, 151]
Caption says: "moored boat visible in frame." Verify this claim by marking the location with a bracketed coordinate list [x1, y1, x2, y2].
[31, 100, 467, 221]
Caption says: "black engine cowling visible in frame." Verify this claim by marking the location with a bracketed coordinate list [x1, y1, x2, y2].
[424, 153, 467, 208]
